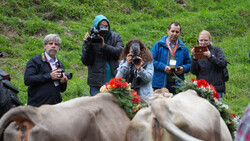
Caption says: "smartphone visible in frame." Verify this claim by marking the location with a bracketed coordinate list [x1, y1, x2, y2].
[194, 46, 208, 59]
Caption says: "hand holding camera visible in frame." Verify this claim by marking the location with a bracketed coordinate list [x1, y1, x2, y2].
[85, 25, 108, 47]
[50, 69, 63, 80]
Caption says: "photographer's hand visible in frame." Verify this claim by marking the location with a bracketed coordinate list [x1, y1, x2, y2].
[134, 57, 144, 71]
[84, 32, 89, 41]
[126, 53, 133, 64]
[99, 35, 105, 48]
[84, 32, 91, 45]
[59, 73, 68, 83]
[50, 69, 62, 80]
[203, 50, 211, 58]
[191, 48, 195, 59]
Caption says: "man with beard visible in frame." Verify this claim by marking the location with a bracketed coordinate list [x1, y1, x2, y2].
[151, 22, 191, 94]
[24, 34, 68, 107]
[81, 15, 124, 96]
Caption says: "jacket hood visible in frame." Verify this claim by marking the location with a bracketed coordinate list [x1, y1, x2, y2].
[93, 15, 111, 40]
[93, 15, 110, 31]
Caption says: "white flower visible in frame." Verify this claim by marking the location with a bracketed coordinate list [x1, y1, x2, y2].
[221, 104, 229, 109]
[193, 81, 197, 85]
[100, 85, 108, 93]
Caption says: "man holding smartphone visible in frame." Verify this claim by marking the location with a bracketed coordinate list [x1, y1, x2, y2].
[151, 22, 191, 94]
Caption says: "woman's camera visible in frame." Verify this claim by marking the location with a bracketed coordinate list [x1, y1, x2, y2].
[131, 43, 141, 65]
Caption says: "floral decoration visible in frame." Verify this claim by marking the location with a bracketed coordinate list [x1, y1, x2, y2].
[100, 77, 147, 119]
[175, 78, 239, 138]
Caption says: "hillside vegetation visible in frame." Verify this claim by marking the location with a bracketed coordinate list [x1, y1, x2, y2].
[0, 0, 249, 116]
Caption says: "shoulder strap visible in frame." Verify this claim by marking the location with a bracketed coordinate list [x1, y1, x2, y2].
[41, 52, 46, 62]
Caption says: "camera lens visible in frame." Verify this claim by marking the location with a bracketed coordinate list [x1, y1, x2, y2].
[64, 72, 73, 80]
[132, 56, 141, 65]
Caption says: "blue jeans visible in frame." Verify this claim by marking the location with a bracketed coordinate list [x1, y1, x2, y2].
[218, 92, 223, 100]
[167, 82, 176, 94]
[90, 86, 101, 96]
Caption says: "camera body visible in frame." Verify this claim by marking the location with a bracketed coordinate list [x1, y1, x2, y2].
[87, 25, 109, 46]
[56, 63, 73, 80]
[131, 43, 141, 65]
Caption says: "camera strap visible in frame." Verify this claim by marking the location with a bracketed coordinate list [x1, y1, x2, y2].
[42, 52, 58, 70]
[42, 53, 60, 86]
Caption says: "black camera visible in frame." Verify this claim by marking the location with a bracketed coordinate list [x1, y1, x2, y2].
[131, 43, 141, 65]
[87, 25, 109, 46]
[56, 63, 73, 80]
[0, 52, 3, 58]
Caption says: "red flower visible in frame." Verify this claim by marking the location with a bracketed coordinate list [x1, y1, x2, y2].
[132, 90, 139, 97]
[132, 97, 140, 103]
[116, 80, 123, 88]
[213, 91, 219, 100]
[209, 84, 215, 91]
[191, 78, 197, 82]
[117, 77, 123, 81]
[122, 82, 128, 88]
[231, 113, 236, 118]
[197, 79, 209, 88]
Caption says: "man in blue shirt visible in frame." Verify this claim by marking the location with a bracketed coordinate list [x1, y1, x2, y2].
[151, 22, 191, 94]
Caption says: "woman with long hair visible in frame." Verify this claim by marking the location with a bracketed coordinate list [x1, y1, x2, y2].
[116, 38, 154, 99]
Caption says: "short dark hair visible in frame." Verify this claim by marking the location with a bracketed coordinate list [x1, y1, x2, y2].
[168, 22, 182, 31]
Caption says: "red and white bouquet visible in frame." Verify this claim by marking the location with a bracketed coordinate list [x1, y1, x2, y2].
[100, 77, 147, 119]
[176, 78, 239, 138]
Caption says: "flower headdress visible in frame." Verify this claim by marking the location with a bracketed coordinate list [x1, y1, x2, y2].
[100, 77, 147, 119]
[175, 78, 239, 138]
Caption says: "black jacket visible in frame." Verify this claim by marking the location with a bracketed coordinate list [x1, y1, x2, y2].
[81, 31, 124, 87]
[191, 45, 227, 92]
[24, 53, 67, 107]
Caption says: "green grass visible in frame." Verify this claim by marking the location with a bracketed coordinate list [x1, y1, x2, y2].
[0, 0, 249, 117]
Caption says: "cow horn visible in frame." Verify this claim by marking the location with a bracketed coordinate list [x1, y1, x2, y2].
[151, 99, 202, 141]
[0, 105, 38, 135]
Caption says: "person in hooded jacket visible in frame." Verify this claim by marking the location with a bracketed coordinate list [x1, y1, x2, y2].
[190, 30, 227, 99]
[81, 15, 124, 96]
[151, 22, 191, 94]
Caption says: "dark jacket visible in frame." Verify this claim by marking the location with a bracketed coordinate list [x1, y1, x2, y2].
[24, 53, 67, 107]
[81, 15, 124, 87]
[150, 35, 191, 88]
[190, 45, 227, 92]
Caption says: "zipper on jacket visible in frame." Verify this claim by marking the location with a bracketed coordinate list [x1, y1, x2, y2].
[163, 48, 170, 88]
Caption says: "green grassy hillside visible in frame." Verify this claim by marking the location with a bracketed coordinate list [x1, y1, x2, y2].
[0, 0, 249, 116]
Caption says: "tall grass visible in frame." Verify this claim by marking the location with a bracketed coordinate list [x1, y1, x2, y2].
[0, 0, 249, 116]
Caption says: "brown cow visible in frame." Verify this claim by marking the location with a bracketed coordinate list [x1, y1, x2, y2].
[0, 93, 130, 141]
[125, 89, 232, 141]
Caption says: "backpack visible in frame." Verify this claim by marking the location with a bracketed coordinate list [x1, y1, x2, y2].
[222, 62, 230, 82]
[0, 69, 23, 118]
[222, 67, 229, 82]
